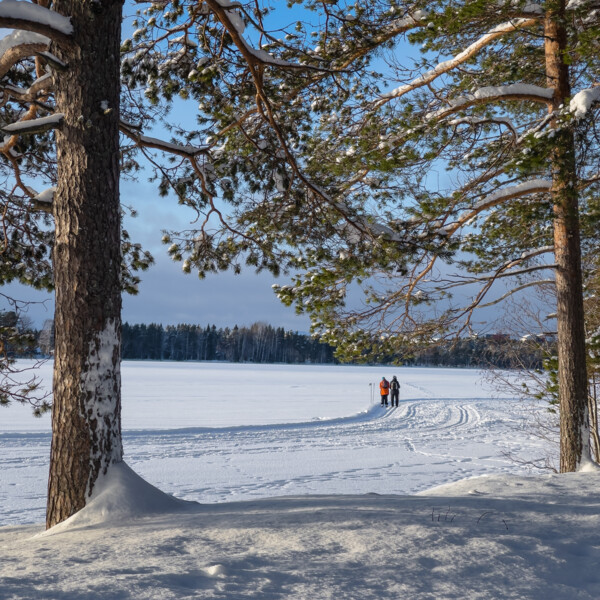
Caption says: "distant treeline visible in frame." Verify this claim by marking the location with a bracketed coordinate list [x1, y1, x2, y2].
[120, 325, 548, 368]
[121, 322, 337, 364]
[3, 311, 549, 369]
[404, 334, 549, 370]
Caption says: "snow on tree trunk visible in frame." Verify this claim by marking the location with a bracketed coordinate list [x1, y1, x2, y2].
[544, 5, 590, 472]
[46, 0, 124, 529]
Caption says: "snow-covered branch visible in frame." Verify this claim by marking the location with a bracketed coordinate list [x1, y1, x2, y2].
[566, 0, 600, 11]
[441, 179, 553, 236]
[205, 0, 310, 71]
[32, 186, 54, 213]
[34, 50, 66, 71]
[0, 0, 73, 46]
[449, 116, 519, 139]
[473, 179, 552, 210]
[387, 9, 426, 30]
[515, 245, 555, 263]
[0, 30, 49, 78]
[570, 86, 600, 119]
[1, 73, 53, 104]
[376, 18, 539, 108]
[1, 112, 64, 135]
[120, 123, 209, 158]
[427, 84, 554, 121]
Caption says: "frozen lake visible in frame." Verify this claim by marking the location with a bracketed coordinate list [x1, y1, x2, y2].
[0, 361, 550, 526]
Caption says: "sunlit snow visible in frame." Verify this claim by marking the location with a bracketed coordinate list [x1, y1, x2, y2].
[1, 361, 599, 599]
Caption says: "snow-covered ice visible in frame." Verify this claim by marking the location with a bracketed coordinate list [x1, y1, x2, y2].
[2, 360, 599, 599]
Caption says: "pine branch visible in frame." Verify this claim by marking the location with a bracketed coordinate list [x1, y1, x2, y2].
[478, 279, 556, 308]
[1, 113, 64, 135]
[0, 31, 49, 78]
[376, 18, 540, 108]
[0, 1, 73, 46]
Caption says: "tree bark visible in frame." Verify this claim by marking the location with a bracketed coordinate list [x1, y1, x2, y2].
[47, 0, 124, 528]
[545, 3, 590, 472]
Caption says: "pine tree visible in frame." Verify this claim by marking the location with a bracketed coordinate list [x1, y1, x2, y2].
[0, 0, 351, 526]
[267, 1, 600, 471]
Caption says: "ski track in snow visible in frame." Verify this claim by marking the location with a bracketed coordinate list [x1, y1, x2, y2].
[127, 395, 533, 505]
[1, 361, 546, 528]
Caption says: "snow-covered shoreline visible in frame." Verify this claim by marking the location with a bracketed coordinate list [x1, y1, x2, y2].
[1, 362, 546, 528]
[4, 361, 589, 600]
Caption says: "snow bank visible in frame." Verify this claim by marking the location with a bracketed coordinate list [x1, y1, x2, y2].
[43, 462, 196, 534]
[2, 471, 600, 600]
[2, 361, 599, 598]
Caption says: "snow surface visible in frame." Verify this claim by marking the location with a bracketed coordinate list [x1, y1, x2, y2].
[2, 361, 599, 599]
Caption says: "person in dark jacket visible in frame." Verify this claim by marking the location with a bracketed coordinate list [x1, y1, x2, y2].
[390, 376, 400, 407]
[380, 377, 390, 406]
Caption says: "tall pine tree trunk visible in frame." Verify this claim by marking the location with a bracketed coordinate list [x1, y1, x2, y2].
[545, 3, 590, 472]
[47, 0, 124, 528]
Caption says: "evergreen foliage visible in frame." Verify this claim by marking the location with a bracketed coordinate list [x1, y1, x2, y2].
[0, 307, 49, 413]
[121, 321, 337, 364]
[259, 1, 600, 357]
[119, 322, 546, 367]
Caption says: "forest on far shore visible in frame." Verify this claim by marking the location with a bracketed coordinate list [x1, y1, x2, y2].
[4, 312, 550, 369]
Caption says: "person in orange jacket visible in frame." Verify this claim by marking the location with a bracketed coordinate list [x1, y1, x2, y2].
[380, 377, 390, 406]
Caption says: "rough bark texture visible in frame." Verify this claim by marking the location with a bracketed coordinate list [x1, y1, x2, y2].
[47, 0, 124, 529]
[545, 4, 590, 472]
